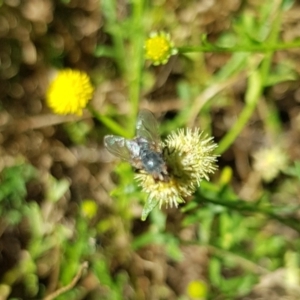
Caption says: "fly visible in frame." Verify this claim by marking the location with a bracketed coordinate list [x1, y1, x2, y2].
[104, 109, 169, 181]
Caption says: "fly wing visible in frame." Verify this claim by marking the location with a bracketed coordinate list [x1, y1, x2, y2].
[104, 135, 140, 161]
[136, 109, 160, 144]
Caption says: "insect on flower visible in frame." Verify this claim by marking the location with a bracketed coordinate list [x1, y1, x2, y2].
[104, 110, 169, 182]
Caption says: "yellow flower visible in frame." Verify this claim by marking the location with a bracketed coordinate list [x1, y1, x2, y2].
[135, 128, 218, 220]
[187, 280, 208, 299]
[46, 69, 94, 115]
[81, 199, 98, 219]
[144, 31, 178, 66]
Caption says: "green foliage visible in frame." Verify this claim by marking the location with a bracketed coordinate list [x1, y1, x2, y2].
[2, 0, 300, 299]
[91, 260, 127, 300]
[0, 164, 36, 225]
[180, 177, 300, 297]
[284, 160, 300, 180]
[64, 121, 92, 145]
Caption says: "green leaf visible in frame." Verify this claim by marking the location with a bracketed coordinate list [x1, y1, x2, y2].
[94, 45, 116, 58]
[46, 176, 70, 203]
[141, 198, 159, 221]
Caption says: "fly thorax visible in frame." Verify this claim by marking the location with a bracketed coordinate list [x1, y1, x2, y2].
[140, 147, 164, 173]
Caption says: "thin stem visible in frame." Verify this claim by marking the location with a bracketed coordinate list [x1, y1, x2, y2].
[195, 194, 300, 232]
[127, 0, 146, 133]
[178, 40, 300, 54]
[101, 0, 126, 74]
[216, 2, 283, 154]
[216, 93, 258, 154]
[43, 262, 88, 300]
[205, 245, 269, 275]
[88, 106, 130, 138]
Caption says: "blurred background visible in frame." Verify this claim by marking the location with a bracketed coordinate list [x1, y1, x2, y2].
[1, 0, 300, 299]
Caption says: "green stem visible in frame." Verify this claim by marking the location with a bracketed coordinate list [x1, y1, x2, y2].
[88, 106, 130, 138]
[216, 4, 283, 154]
[127, 0, 146, 133]
[216, 97, 257, 154]
[196, 194, 300, 232]
[101, 0, 126, 74]
[216, 69, 261, 154]
[178, 40, 300, 54]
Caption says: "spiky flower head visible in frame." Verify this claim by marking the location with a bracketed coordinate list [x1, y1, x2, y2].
[144, 31, 178, 66]
[253, 146, 289, 182]
[135, 128, 218, 220]
[46, 69, 94, 116]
